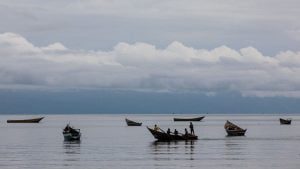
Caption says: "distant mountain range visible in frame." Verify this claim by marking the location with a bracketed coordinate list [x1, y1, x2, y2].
[0, 89, 299, 114]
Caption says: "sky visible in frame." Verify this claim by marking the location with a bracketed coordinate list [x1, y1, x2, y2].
[0, 0, 300, 114]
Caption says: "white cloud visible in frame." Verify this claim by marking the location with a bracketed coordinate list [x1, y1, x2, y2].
[1, 32, 300, 97]
[41, 43, 67, 51]
[0, 32, 40, 54]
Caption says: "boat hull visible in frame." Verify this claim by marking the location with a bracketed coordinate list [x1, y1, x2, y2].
[147, 127, 198, 141]
[173, 116, 205, 121]
[7, 117, 44, 123]
[125, 118, 142, 126]
[280, 118, 291, 125]
[63, 132, 81, 141]
[226, 129, 247, 136]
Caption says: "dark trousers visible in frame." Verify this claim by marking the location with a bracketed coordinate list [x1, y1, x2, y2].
[190, 128, 194, 134]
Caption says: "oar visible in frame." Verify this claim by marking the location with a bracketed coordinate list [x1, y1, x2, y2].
[159, 128, 167, 133]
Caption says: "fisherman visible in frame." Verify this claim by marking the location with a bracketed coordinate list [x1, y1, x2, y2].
[174, 129, 178, 135]
[154, 124, 160, 131]
[64, 124, 70, 132]
[189, 122, 194, 135]
[185, 128, 188, 136]
[167, 128, 171, 134]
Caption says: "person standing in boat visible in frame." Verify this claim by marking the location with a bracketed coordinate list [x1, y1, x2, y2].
[189, 122, 194, 135]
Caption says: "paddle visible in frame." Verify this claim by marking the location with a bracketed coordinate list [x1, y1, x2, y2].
[159, 128, 167, 133]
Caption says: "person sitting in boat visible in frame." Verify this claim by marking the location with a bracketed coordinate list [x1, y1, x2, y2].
[185, 128, 188, 136]
[64, 124, 70, 132]
[174, 129, 178, 135]
[154, 124, 160, 131]
[167, 128, 171, 134]
[189, 122, 194, 135]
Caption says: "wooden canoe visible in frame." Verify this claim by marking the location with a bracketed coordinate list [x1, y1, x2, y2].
[7, 117, 44, 123]
[147, 127, 198, 141]
[224, 120, 247, 136]
[173, 116, 205, 121]
[125, 118, 142, 126]
[279, 118, 292, 125]
[63, 124, 81, 141]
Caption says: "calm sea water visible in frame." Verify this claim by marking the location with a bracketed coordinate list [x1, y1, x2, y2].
[0, 114, 300, 169]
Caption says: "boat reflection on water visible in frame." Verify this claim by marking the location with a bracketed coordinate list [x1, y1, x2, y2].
[184, 140, 195, 160]
[62, 141, 81, 165]
[223, 138, 246, 161]
[185, 141, 195, 151]
[151, 140, 173, 155]
[150, 140, 196, 161]
[152, 139, 195, 144]
[63, 140, 81, 155]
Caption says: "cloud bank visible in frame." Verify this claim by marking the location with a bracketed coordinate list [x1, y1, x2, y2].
[1, 32, 300, 97]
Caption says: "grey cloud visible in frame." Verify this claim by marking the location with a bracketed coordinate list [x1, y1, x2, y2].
[1, 32, 300, 97]
[0, 1, 300, 54]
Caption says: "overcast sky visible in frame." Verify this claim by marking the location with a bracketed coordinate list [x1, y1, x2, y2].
[1, 0, 300, 99]
[1, 0, 300, 53]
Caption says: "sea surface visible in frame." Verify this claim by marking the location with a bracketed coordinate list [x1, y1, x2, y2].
[0, 114, 300, 169]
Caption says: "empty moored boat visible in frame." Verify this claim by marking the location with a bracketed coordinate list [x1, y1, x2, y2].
[125, 118, 142, 126]
[7, 117, 44, 123]
[173, 116, 205, 121]
[279, 118, 292, 125]
[147, 126, 198, 141]
[63, 124, 81, 141]
[224, 120, 247, 136]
